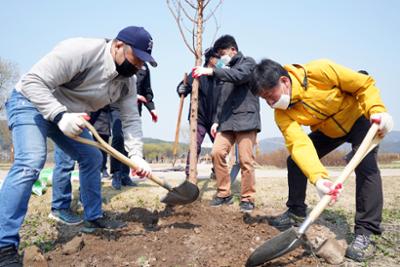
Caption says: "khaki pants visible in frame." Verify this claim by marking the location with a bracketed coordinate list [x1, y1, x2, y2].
[211, 130, 257, 202]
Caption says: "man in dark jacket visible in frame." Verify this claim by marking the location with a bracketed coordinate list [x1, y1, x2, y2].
[176, 47, 220, 178]
[136, 63, 158, 122]
[192, 35, 261, 213]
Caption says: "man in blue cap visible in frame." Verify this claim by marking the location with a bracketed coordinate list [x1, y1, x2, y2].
[0, 26, 156, 266]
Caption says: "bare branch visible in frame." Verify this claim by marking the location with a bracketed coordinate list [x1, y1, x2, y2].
[184, 0, 197, 9]
[209, 10, 221, 46]
[167, 0, 196, 55]
[204, 0, 223, 22]
[203, 0, 211, 9]
[179, 1, 196, 23]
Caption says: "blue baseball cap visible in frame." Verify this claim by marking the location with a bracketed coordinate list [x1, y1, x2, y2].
[116, 26, 157, 67]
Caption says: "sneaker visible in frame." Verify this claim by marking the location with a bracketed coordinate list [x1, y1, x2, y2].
[0, 245, 22, 267]
[121, 175, 137, 187]
[102, 170, 110, 178]
[240, 201, 255, 213]
[210, 195, 233, 207]
[111, 173, 122, 190]
[269, 210, 305, 230]
[346, 234, 376, 262]
[48, 209, 83, 226]
[81, 217, 127, 233]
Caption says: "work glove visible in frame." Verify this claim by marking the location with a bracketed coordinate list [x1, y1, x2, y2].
[370, 112, 394, 137]
[315, 178, 343, 204]
[57, 113, 90, 138]
[177, 83, 187, 96]
[192, 66, 213, 78]
[137, 94, 147, 104]
[150, 110, 158, 123]
[211, 123, 219, 138]
[130, 155, 152, 178]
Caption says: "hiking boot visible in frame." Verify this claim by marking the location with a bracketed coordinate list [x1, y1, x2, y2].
[81, 217, 127, 233]
[48, 208, 83, 226]
[240, 201, 255, 213]
[210, 195, 233, 207]
[0, 245, 22, 267]
[111, 173, 122, 190]
[102, 170, 110, 179]
[121, 175, 137, 187]
[269, 210, 305, 230]
[346, 234, 376, 262]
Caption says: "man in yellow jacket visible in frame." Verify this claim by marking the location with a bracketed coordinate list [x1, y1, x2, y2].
[251, 58, 394, 262]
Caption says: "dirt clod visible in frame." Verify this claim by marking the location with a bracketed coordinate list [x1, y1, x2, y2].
[316, 238, 346, 264]
[23, 245, 48, 267]
[62, 236, 84, 255]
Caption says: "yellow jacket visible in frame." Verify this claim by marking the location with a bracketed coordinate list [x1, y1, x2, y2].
[275, 59, 387, 184]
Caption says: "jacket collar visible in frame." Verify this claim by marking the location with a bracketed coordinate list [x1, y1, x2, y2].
[284, 64, 307, 104]
[104, 40, 119, 79]
[228, 51, 243, 66]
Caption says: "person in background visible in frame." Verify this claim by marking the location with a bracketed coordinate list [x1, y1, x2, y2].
[176, 47, 220, 180]
[192, 35, 261, 213]
[251, 58, 393, 261]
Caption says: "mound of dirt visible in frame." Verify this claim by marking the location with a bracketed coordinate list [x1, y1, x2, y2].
[46, 201, 317, 266]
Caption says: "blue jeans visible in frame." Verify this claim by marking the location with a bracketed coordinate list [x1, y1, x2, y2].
[0, 90, 103, 248]
[52, 145, 75, 210]
[110, 109, 129, 176]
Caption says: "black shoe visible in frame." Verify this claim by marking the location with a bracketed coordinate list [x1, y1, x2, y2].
[111, 173, 122, 190]
[240, 201, 255, 213]
[269, 210, 305, 230]
[345, 234, 376, 262]
[0, 245, 22, 267]
[81, 217, 127, 233]
[210, 195, 233, 207]
[121, 175, 137, 187]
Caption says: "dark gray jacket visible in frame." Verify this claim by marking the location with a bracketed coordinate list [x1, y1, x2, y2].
[213, 52, 261, 132]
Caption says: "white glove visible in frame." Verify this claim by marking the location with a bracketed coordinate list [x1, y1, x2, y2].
[315, 178, 343, 204]
[192, 66, 213, 78]
[57, 113, 89, 138]
[211, 123, 219, 138]
[130, 155, 152, 178]
[370, 112, 394, 137]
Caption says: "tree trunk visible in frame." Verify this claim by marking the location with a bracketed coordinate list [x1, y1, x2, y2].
[188, 0, 204, 184]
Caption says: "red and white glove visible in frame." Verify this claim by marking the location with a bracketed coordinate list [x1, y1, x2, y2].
[192, 66, 213, 78]
[137, 94, 147, 104]
[57, 113, 90, 138]
[315, 178, 343, 204]
[370, 112, 394, 137]
[211, 123, 219, 138]
[150, 110, 158, 123]
[130, 155, 152, 178]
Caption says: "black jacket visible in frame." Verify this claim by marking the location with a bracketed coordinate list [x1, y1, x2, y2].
[176, 73, 220, 128]
[213, 52, 261, 132]
[136, 63, 155, 115]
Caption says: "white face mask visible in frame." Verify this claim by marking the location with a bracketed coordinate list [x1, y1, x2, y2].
[271, 87, 290, 110]
[220, 54, 232, 65]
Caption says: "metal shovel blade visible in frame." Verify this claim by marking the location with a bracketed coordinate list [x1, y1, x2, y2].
[160, 180, 200, 205]
[246, 227, 304, 267]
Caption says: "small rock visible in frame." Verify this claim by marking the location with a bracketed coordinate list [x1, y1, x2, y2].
[194, 227, 201, 234]
[23, 245, 48, 267]
[62, 236, 85, 255]
[316, 238, 346, 265]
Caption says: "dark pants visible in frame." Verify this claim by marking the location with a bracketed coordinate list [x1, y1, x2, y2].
[110, 110, 129, 176]
[287, 116, 382, 236]
[185, 123, 214, 177]
[99, 134, 109, 172]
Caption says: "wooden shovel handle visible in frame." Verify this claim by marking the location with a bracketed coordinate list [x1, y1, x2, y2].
[172, 73, 188, 160]
[73, 120, 173, 191]
[299, 123, 381, 233]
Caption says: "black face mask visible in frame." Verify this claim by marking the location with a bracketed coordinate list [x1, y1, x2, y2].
[115, 58, 139, 77]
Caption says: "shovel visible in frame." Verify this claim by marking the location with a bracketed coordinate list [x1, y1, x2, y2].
[172, 73, 188, 167]
[246, 122, 382, 267]
[73, 120, 199, 206]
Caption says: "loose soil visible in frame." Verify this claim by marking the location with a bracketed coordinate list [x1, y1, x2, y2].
[46, 201, 317, 267]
